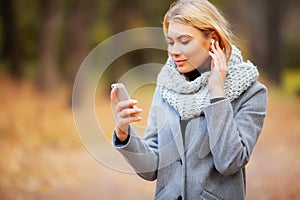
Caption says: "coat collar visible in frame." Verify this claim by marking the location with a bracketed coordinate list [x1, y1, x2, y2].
[167, 104, 185, 160]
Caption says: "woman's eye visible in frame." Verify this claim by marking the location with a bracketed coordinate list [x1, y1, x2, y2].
[181, 40, 190, 45]
[167, 41, 174, 45]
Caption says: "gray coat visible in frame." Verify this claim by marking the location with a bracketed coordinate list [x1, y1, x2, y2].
[113, 81, 267, 200]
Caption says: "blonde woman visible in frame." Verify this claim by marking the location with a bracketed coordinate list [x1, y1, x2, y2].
[111, 0, 267, 199]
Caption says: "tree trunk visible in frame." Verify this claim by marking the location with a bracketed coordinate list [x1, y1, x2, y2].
[37, 0, 61, 92]
[64, 0, 96, 87]
[264, 0, 286, 85]
[228, 0, 287, 85]
[0, 0, 23, 79]
[63, 0, 96, 106]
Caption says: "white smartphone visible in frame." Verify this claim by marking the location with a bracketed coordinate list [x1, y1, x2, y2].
[111, 83, 130, 101]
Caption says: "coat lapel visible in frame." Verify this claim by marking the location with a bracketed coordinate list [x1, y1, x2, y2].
[168, 106, 185, 159]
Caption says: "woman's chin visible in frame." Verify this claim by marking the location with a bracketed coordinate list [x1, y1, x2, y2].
[177, 65, 197, 74]
[177, 67, 189, 74]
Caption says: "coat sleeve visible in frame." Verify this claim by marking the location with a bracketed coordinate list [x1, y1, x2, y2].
[203, 81, 267, 176]
[112, 87, 161, 181]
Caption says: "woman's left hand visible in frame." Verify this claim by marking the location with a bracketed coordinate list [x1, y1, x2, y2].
[208, 40, 227, 98]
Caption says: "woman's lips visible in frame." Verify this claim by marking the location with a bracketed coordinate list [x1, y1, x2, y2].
[174, 59, 187, 66]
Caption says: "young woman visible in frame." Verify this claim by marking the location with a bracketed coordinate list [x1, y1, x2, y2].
[110, 0, 267, 199]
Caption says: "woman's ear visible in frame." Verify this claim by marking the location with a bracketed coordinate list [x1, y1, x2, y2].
[211, 31, 219, 42]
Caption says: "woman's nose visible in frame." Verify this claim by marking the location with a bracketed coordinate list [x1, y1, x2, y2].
[168, 44, 181, 56]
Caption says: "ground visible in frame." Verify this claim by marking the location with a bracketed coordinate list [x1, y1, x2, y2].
[0, 76, 299, 199]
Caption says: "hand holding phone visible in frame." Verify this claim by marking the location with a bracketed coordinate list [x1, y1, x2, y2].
[110, 83, 142, 141]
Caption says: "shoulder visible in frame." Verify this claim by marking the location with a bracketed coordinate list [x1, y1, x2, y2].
[235, 80, 268, 109]
[247, 81, 268, 97]
[252, 80, 267, 90]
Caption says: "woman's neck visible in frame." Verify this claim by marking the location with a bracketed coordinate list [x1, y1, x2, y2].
[184, 65, 210, 81]
[185, 69, 201, 81]
[184, 57, 211, 81]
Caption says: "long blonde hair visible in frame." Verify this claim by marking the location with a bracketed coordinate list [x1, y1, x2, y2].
[163, 0, 234, 59]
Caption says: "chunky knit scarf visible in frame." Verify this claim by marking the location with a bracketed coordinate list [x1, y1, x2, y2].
[157, 45, 259, 120]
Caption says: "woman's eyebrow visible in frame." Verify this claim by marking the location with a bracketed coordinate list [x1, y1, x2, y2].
[167, 34, 193, 40]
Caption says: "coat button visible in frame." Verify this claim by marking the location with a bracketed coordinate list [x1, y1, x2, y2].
[177, 195, 182, 200]
[177, 158, 182, 165]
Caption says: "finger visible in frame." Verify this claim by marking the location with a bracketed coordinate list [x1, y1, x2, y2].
[211, 43, 227, 74]
[208, 51, 215, 69]
[210, 40, 218, 55]
[215, 41, 227, 67]
[117, 116, 142, 128]
[126, 115, 142, 122]
[210, 58, 215, 70]
[211, 41, 223, 62]
[119, 107, 142, 118]
[117, 99, 138, 112]
[208, 50, 215, 59]
[208, 50, 219, 67]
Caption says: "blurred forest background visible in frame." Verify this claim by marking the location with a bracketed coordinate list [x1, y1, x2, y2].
[0, 0, 300, 199]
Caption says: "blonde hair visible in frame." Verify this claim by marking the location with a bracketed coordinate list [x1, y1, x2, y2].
[163, 0, 234, 59]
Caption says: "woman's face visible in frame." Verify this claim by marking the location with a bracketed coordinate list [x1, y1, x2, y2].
[166, 21, 211, 73]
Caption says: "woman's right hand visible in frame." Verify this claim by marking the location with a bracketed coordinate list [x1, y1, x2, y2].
[110, 87, 142, 141]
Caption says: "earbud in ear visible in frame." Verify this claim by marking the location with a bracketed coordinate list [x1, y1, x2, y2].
[211, 39, 215, 46]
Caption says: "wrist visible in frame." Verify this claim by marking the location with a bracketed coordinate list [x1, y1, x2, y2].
[116, 127, 129, 142]
[210, 88, 225, 99]
[210, 97, 225, 104]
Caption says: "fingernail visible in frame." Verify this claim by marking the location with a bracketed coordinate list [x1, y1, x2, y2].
[132, 100, 138, 104]
[137, 108, 143, 112]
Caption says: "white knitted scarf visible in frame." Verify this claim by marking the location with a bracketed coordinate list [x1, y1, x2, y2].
[157, 45, 259, 120]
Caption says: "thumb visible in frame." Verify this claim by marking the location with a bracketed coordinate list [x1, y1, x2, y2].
[210, 59, 215, 71]
[110, 87, 119, 105]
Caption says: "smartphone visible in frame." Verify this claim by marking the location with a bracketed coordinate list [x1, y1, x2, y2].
[111, 83, 130, 101]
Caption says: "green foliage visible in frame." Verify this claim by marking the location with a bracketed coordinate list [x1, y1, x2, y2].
[0, 0, 299, 86]
[282, 68, 300, 96]
[284, 34, 300, 69]
[14, 0, 41, 60]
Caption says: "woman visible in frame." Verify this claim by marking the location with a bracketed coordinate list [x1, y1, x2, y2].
[110, 0, 267, 199]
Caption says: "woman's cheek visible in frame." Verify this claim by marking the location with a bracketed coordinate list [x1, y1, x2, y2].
[188, 49, 208, 67]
